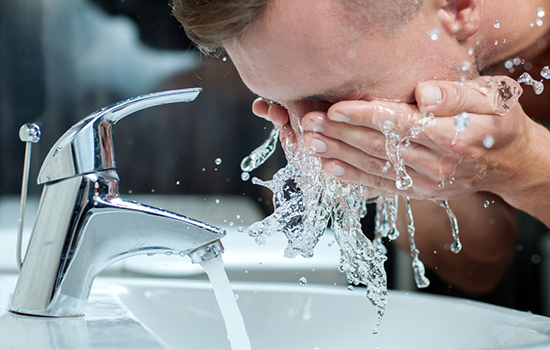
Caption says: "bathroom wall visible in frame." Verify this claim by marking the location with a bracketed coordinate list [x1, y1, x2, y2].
[0, 0, 285, 205]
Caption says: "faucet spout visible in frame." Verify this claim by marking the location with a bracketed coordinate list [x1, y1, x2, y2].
[10, 172, 225, 317]
[10, 88, 227, 318]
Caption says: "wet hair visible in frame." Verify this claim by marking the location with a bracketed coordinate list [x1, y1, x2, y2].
[172, 0, 424, 55]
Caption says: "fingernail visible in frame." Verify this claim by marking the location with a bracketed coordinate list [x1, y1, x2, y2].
[326, 163, 345, 176]
[329, 112, 350, 122]
[310, 138, 327, 153]
[303, 121, 324, 132]
[420, 84, 443, 105]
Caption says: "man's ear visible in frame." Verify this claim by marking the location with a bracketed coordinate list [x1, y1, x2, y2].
[438, 0, 481, 41]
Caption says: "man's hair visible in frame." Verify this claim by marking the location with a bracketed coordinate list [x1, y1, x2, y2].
[172, 0, 424, 56]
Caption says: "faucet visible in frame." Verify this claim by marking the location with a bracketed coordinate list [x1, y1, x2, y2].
[9, 88, 226, 317]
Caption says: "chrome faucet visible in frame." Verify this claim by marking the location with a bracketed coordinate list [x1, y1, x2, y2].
[10, 88, 226, 317]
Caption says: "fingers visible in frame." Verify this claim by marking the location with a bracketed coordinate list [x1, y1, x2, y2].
[416, 76, 523, 117]
[252, 97, 290, 127]
[326, 100, 419, 128]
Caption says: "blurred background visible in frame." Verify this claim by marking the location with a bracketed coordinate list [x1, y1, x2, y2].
[0, 0, 548, 317]
[0, 0, 286, 202]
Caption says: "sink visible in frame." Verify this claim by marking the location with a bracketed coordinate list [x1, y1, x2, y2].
[1, 274, 550, 350]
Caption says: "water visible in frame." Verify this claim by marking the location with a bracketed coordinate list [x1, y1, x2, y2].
[245, 125, 388, 328]
[428, 28, 440, 41]
[434, 200, 462, 253]
[240, 104, 466, 329]
[405, 197, 430, 288]
[240, 127, 280, 172]
[376, 106, 433, 190]
[200, 256, 252, 350]
[494, 20, 500, 29]
[483, 135, 495, 149]
[542, 66, 550, 80]
[518, 72, 544, 95]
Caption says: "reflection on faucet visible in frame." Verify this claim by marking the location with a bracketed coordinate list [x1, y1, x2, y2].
[10, 88, 226, 317]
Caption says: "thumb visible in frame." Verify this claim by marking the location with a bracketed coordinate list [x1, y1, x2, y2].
[416, 76, 523, 117]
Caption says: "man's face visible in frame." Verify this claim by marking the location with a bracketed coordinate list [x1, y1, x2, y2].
[226, 0, 475, 117]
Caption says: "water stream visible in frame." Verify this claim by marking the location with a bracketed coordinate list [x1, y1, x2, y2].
[200, 256, 252, 350]
[240, 77, 523, 330]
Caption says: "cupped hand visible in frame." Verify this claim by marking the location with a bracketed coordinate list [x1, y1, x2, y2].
[300, 76, 540, 201]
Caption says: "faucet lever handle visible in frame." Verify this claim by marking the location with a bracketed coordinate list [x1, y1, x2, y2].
[17, 123, 41, 271]
[37, 88, 202, 185]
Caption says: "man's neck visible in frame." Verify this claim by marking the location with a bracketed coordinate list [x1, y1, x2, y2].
[476, 0, 550, 69]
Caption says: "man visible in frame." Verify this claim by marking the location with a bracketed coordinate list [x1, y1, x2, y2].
[172, 0, 550, 299]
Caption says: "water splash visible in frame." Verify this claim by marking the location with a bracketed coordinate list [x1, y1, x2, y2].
[429, 28, 440, 41]
[240, 127, 280, 172]
[245, 128, 388, 328]
[434, 200, 462, 253]
[541, 66, 550, 80]
[518, 72, 545, 95]
[405, 197, 430, 288]
[376, 107, 433, 190]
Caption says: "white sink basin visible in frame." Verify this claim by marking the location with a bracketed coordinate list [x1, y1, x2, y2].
[1, 275, 550, 350]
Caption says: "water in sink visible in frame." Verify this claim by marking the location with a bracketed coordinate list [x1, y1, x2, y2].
[200, 256, 252, 350]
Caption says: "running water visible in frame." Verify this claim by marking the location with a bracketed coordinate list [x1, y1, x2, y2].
[241, 127, 280, 172]
[200, 256, 252, 350]
[241, 77, 522, 329]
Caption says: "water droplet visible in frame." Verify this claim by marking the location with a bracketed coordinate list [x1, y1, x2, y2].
[467, 47, 474, 55]
[151, 189, 156, 193]
[504, 60, 513, 69]
[244, 270, 248, 274]
[438, 180, 445, 188]
[454, 112, 470, 132]
[347, 285, 354, 291]
[235, 293, 239, 300]
[229, 222, 234, 227]
[146, 253, 155, 257]
[238, 226, 244, 233]
[128, 190, 133, 194]
[222, 57, 228, 62]
[176, 181, 180, 186]
[241, 127, 280, 172]
[215, 199, 220, 204]
[518, 72, 545, 95]
[513, 58, 522, 66]
[494, 40, 499, 46]
[494, 20, 500, 28]
[530, 22, 535, 28]
[215, 158, 222, 165]
[484, 200, 490, 208]
[179, 251, 186, 257]
[541, 66, 550, 79]
[531, 254, 542, 264]
[537, 7, 546, 18]
[202, 168, 206, 172]
[461, 61, 471, 71]
[429, 28, 440, 41]
[299, 277, 308, 285]
[537, 19, 544, 27]
[165, 251, 173, 256]
[476, 36, 486, 46]
[241, 172, 250, 181]
[483, 135, 495, 148]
